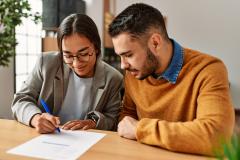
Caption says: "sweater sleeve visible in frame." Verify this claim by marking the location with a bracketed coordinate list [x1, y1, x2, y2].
[136, 60, 235, 156]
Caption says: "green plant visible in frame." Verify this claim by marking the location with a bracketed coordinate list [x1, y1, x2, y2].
[0, 0, 41, 66]
[216, 134, 240, 160]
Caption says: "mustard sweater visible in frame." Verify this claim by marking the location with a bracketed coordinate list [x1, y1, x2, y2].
[121, 48, 235, 156]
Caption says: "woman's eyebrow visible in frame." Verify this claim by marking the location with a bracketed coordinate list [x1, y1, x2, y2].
[77, 46, 89, 52]
[62, 46, 90, 54]
[62, 50, 71, 54]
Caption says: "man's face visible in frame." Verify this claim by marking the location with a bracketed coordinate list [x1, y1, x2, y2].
[62, 33, 96, 77]
[112, 33, 160, 80]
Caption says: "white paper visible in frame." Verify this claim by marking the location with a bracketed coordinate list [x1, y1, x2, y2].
[7, 130, 105, 160]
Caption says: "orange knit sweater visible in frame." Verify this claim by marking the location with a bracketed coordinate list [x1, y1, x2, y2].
[120, 48, 235, 156]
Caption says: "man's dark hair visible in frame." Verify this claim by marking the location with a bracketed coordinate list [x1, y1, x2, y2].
[57, 13, 101, 57]
[108, 3, 169, 40]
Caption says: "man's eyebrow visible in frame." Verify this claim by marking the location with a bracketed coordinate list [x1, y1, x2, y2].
[118, 50, 131, 56]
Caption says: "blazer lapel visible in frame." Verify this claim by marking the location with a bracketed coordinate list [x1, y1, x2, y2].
[53, 63, 70, 114]
[91, 60, 105, 110]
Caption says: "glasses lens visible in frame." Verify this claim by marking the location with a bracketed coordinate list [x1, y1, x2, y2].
[78, 54, 90, 61]
[63, 48, 93, 64]
[63, 56, 73, 64]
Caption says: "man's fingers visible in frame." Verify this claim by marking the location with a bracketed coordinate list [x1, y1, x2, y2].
[117, 120, 124, 136]
[117, 116, 138, 140]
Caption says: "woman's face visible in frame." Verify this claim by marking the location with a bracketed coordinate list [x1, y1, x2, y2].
[62, 33, 97, 77]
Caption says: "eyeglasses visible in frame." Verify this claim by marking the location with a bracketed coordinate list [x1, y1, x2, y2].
[63, 47, 94, 64]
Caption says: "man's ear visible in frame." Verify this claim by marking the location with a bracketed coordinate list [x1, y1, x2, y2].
[148, 33, 163, 53]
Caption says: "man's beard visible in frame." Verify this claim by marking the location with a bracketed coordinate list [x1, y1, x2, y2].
[138, 48, 160, 80]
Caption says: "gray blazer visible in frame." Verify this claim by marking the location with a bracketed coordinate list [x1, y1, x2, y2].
[12, 52, 123, 131]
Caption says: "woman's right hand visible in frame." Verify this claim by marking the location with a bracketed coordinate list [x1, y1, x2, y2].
[30, 113, 60, 134]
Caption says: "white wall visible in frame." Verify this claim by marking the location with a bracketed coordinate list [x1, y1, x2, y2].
[85, 0, 104, 48]
[0, 60, 14, 119]
[115, 0, 240, 108]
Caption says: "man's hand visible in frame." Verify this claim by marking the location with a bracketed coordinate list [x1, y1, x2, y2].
[117, 116, 138, 140]
[62, 120, 96, 130]
[30, 113, 60, 134]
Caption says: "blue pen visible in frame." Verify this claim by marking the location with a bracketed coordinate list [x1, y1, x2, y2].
[40, 99, 61, 133]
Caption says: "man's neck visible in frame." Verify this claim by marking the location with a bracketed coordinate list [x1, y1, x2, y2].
[155, 40, 173, 74]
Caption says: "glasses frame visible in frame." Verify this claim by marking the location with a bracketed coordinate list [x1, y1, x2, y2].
[62, 47, 94, 64]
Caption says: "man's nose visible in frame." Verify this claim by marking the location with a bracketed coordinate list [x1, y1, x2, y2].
[120, 57, 129, 70]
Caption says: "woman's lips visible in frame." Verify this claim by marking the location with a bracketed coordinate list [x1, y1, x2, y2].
[74, 66, 87, 71]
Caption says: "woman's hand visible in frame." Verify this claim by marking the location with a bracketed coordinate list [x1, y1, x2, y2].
[61, 119, 96, 130]
[30, 113, 60, 134]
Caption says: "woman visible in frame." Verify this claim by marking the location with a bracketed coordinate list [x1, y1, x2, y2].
[11, 14, 123, 133]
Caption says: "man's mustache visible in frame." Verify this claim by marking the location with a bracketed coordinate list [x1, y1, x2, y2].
[126, 68, 138, 72]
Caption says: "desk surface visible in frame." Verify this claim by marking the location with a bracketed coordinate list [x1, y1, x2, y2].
[0, 119, 216, 160]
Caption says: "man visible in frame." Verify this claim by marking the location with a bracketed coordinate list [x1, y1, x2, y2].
[12, 14, 123, 133]
[108, 3, 234, 156]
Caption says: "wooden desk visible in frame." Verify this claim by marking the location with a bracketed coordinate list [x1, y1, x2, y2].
[0, 119, 216, 160]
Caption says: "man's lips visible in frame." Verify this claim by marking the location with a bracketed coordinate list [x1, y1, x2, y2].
[127, 68, 138, 72]
[129, 70, 138, 76]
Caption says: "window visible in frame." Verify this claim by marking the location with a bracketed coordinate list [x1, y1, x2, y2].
[15, 0, 42, 92]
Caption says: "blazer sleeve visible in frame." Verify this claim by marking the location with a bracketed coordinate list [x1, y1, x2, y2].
[88, 73, 123, 131]
[11, 55, 43, 126]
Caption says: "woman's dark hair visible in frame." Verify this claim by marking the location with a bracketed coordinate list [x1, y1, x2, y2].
[57, 13, 101, 57]
[108, 3, 169, 41]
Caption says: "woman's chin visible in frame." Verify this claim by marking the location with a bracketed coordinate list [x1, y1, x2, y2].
[74, 69, 93, 78]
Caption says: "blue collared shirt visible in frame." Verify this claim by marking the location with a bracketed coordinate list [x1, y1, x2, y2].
[153, 39, 184, 84]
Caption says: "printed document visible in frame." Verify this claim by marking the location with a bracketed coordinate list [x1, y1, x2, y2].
[7, 130, 105, 160]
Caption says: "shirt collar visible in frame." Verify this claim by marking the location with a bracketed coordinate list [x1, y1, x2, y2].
[153, 39, 184, 84]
